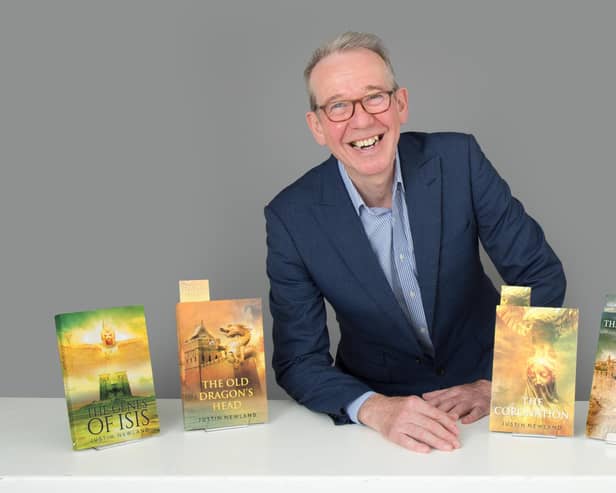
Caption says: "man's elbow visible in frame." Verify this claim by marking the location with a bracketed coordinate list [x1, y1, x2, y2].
[542, 262, 567, 307]
[553, 267, 567, 307]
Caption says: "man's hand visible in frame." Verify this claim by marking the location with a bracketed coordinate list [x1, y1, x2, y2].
[423, 379, 491, 424]
[357, 393, 460, 453]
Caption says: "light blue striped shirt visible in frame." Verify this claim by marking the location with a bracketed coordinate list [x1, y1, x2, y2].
[338, 154, 433, 424]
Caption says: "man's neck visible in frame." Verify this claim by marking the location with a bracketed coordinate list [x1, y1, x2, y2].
[345, 165, 395, 209]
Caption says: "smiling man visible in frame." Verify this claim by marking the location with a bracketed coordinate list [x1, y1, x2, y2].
[264, 32, 565, 453]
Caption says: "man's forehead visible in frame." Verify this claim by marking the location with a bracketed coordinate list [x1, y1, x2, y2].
[310, 49, 391, 101]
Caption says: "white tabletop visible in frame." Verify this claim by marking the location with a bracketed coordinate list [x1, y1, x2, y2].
[1, 398, 615, 492]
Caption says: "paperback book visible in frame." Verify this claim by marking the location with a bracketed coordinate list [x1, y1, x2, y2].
[586, 295, 616, 439]
[179, 279, 210, 303]
[489, 289, 578, 436]
[176, 298, 268, 430]
[55, 305, 160, 450]
[500, 285, 531, 306]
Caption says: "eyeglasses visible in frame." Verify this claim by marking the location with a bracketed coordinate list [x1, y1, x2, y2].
[316, 90, 395, 122]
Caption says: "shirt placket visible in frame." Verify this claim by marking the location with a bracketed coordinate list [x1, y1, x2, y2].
[392, 186, 433, 354]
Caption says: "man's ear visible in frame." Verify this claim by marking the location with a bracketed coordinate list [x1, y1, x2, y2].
[306, 111, 327, 146]
[395, 87, 409, 125]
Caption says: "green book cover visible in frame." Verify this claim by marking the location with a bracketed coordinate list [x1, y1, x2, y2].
[55, 305, 160, 450]
[586, 295, 616, 439]
[176, 298, 268, 430]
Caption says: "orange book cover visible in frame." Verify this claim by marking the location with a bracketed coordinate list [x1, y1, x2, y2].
[176, 298, 268, 430]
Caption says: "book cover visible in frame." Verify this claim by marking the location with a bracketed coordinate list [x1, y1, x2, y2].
[55, 305, 160, 450]
[179, 279, 210, 303]
[176, 298, 268, 430]
[489, 305, 578, 436]
[586, 295, 616, 439]
[500, 285, 531, 306]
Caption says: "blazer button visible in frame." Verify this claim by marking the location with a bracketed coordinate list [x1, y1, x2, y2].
[415, 357, 421, 365]
[436, 367, 446, 376]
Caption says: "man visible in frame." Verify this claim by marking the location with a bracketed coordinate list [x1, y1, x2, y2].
[264, 32, 565, 453]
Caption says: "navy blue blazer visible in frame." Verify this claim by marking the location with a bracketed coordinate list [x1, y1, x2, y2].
[265, 132, 565, 424]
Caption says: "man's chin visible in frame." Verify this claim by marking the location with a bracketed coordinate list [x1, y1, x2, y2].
[343, 158, 394, 179]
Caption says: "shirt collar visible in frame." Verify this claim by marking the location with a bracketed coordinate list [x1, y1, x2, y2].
[337, 150, 404, 215]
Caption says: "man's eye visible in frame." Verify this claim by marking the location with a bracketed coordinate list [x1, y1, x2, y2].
[365, 93, 385, 105]
[328, 101, 349, 113]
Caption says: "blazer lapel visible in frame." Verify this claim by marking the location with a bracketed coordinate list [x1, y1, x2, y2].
[399, 137, 442, 337]
[312, 157, 420, 350]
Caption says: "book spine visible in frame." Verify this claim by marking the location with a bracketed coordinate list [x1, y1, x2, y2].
[55, 315, 79, 449]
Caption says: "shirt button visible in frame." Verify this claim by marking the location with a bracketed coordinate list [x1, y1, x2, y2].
[410, 290, 416, 298]
[399, 254, 405, 261]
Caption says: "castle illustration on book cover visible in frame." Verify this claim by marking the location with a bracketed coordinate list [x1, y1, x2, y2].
[586, 295, 616, 439]
[489, 287, 578, 436]
[176, 298, 268, 430]
[55, 305, 160, 450]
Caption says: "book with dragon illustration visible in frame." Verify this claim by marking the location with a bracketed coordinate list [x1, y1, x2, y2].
[55, 305, 160, 450]
[586, 295, 616, 439]
[176, 298, 268, 430]
[489, 288, 578, 436]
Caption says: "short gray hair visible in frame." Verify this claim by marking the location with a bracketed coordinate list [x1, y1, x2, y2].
[304, 31, 399, 110]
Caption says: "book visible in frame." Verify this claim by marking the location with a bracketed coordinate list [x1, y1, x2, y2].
[586, 295, 616, 439]
[500, 285, 531, 306]
[179, 279, 210, 303]
[55, 305, 160, 450]
[489, 293, 579, 436]
[176, 298, 268, 430]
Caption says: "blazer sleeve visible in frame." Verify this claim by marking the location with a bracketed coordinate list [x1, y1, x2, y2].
[468, 135, 566, 307]
[264, 204, 372, 424]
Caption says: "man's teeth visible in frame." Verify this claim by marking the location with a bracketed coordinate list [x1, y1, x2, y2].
[351, 135, 380, 149]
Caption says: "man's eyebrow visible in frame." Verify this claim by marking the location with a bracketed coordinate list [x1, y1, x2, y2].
[364, 85, 388, 92]
[320, 93, 345, 106]
[319, 86, 389, 107]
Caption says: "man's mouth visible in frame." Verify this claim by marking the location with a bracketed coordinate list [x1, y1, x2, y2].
[350, 134, 383, 150]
